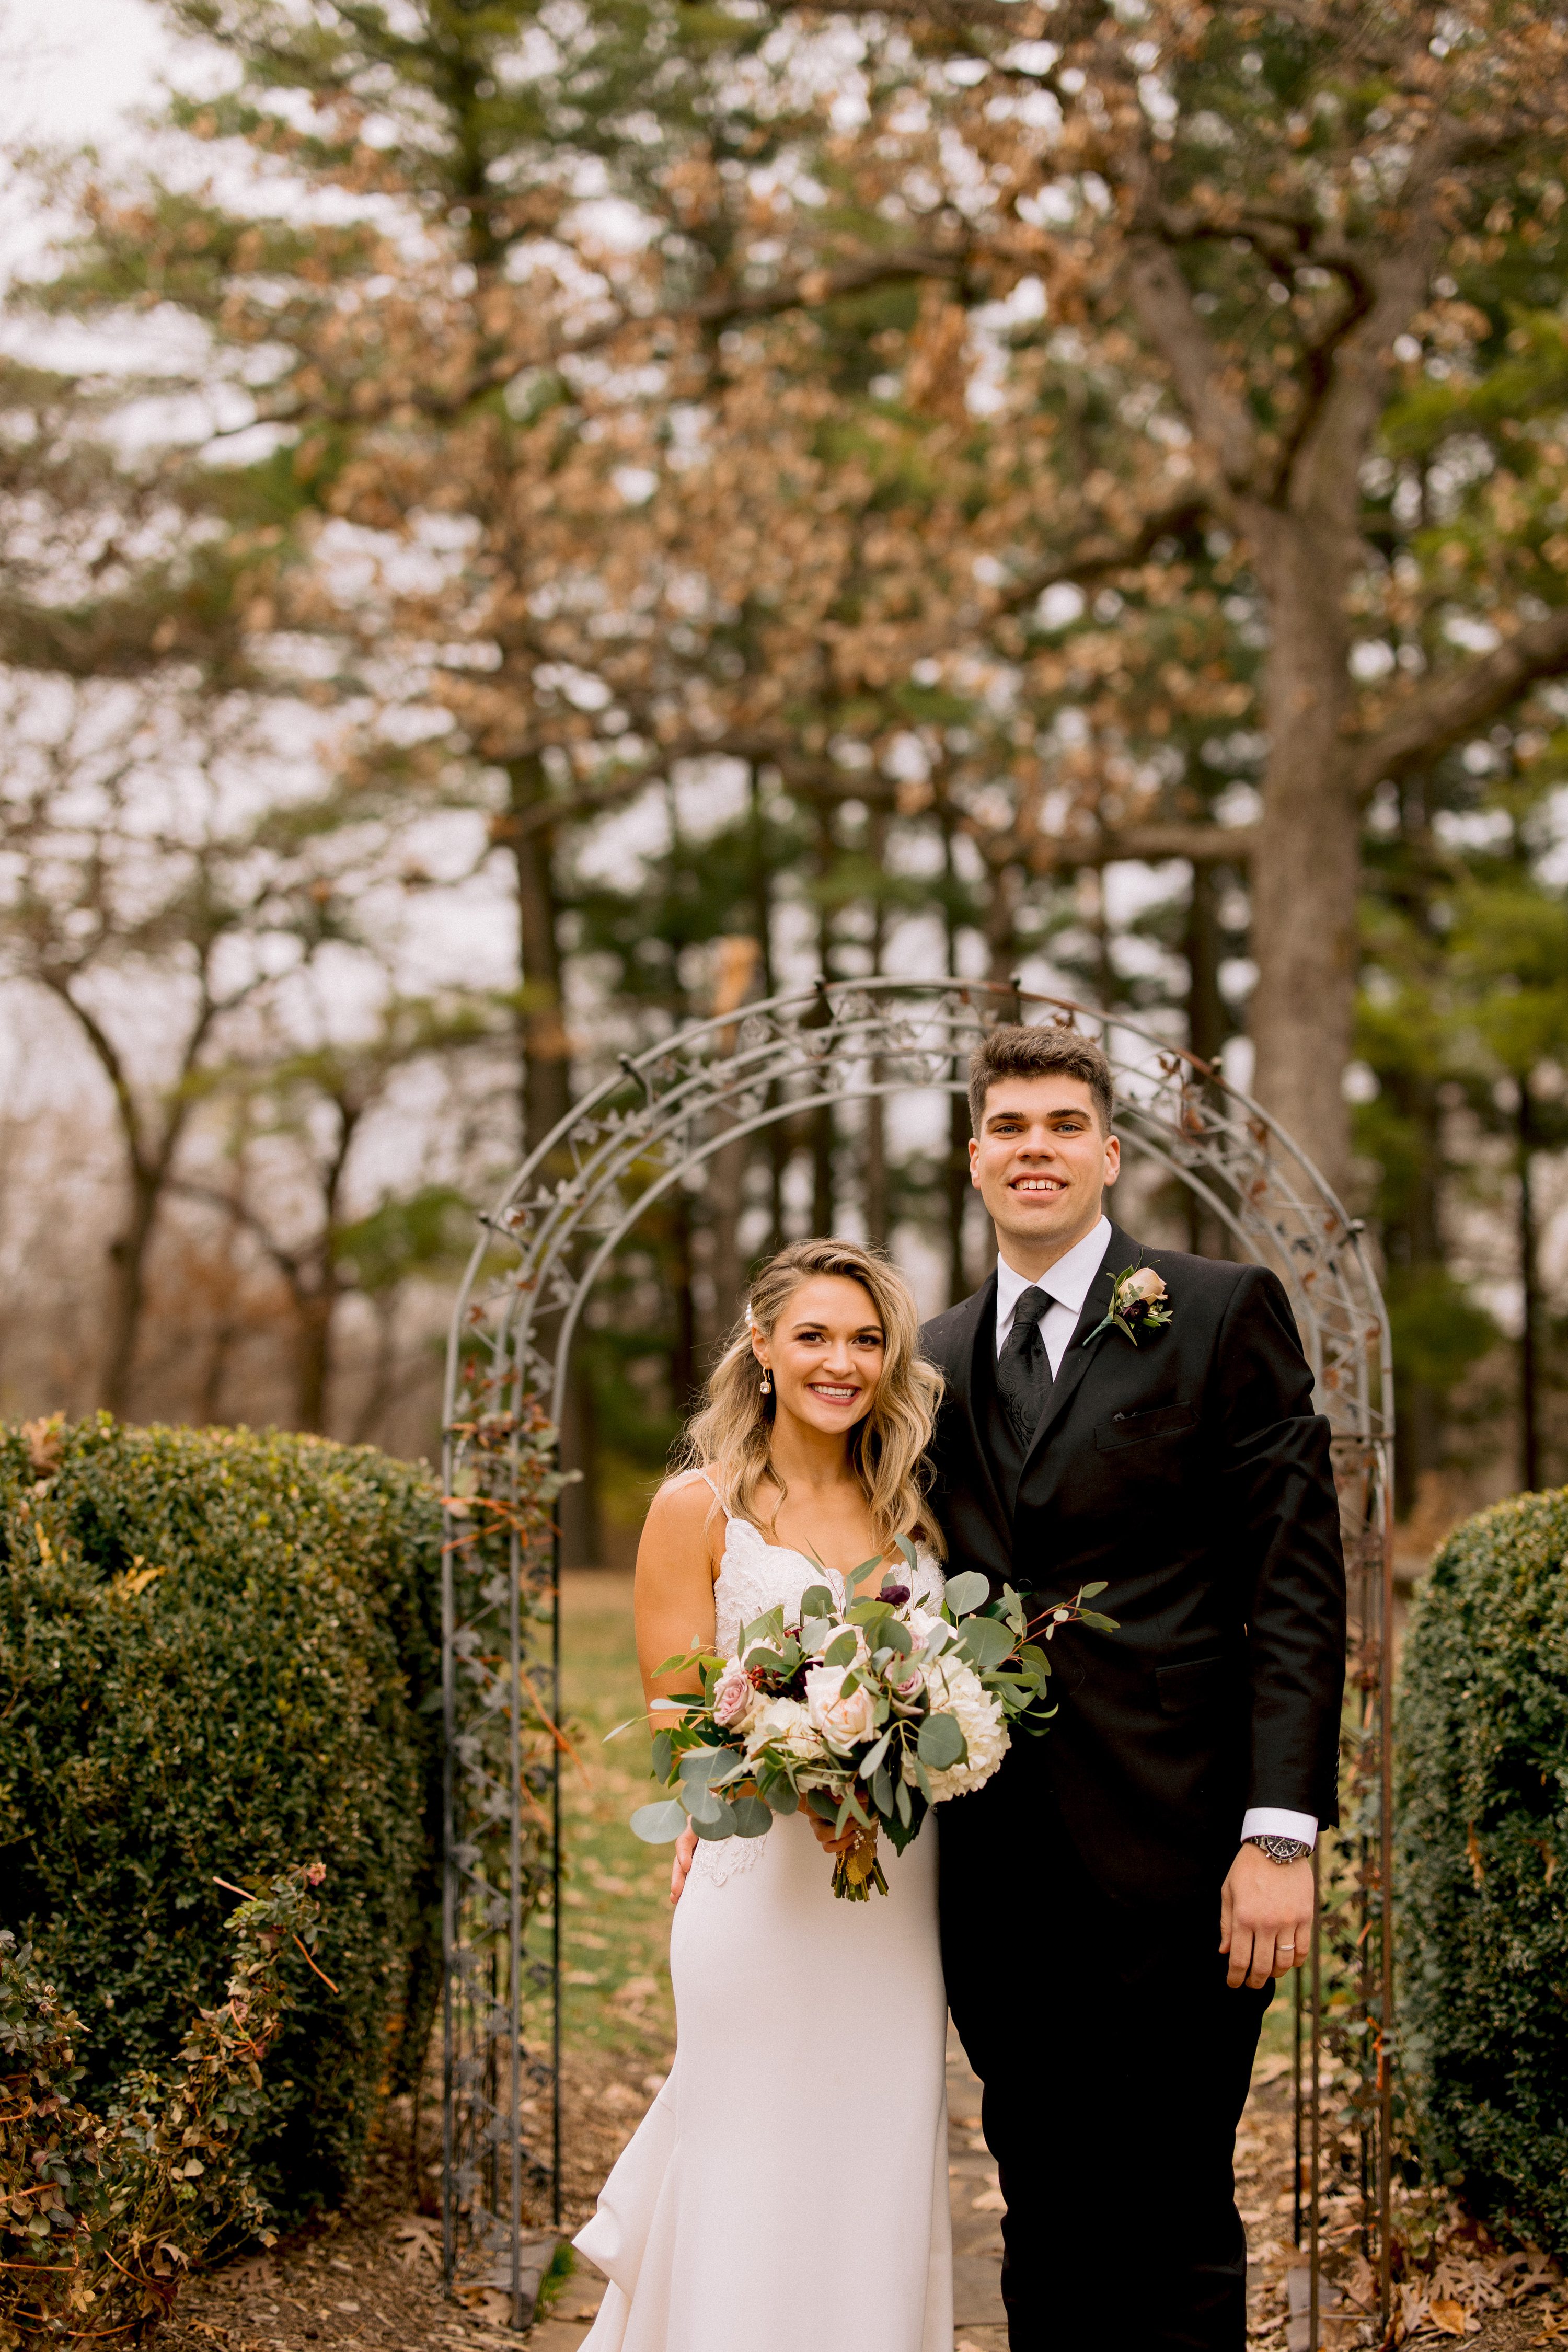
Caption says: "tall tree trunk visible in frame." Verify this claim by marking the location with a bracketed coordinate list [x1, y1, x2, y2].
[707, 936, 761, 1335]
[1247, 519, 1359, 1197]
[502, 752, 598, 1560]
[668, 1190, 697, 1415]
[1384, 1064, 1445, 1515]
[941, 816, 971, 1303]
[811, 804, 836, 1237]
[1183, 860, 1230, 1260]
[505, 753, 572, 1161]
[1519, 1077, 1541, 1492]
[294, 1280, 335, 1435]
[864, 810, 889, 1250]
[101, 1167, 160, 1416]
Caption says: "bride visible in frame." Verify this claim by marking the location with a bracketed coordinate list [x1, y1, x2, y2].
[573, 1238, 953, 2352]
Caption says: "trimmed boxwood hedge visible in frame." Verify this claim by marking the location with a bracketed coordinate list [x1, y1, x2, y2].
[0, 1417, 443, 2228]
[1399, 1486, 1568, 2247]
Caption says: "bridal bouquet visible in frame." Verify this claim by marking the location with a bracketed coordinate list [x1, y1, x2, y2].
[626, 1548, 1116, 1899]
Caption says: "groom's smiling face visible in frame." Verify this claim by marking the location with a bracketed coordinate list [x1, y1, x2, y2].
[969, 1076, 1121, 1275]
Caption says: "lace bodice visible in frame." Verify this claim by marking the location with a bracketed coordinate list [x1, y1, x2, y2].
[711, 1509, 947, 1658]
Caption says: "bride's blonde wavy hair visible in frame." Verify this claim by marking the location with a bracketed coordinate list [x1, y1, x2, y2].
[678, 1239, 945, 1559]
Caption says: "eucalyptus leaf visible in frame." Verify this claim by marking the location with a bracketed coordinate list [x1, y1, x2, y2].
[629, 1798, 688, 1843]
[691, 1801, 737, 1841]
[683, 1785, 727, 1827]
[823, 1629, 860, 1669]
[895, 1774, 912, 1827]
[679, 1747, 732, 1787]
[729, 1795, 773, 1838]
[757, 1772, 798, 1816]
[918, 1711, 968, 1769]
[895, 1534, 917, 1570]
[944, 1570, 991, 1617]
[859, 1729, 891, 1780]
[1078, 1580, 1108, 1599]
[870, 1763, 893, 1815]
[1079, 1608, 1121, 1632]
[799, 1584, 835, 1623]
[651, 1730, 674, 1781]
[745, 1646, 790, 1675]
[1019, 1644, 1050, 1679]
[959, 1616, 1016, 1670]
[876, 1617, 913, 1658]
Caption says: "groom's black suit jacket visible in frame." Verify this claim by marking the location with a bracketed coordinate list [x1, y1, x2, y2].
[920, 1222, 1346, 1911]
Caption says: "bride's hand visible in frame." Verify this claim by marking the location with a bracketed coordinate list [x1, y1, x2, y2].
[670, 1826, 697, 1906]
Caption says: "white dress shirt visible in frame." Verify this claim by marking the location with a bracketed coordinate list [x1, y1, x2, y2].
[993, 1218, 1317, 1853]
[995, 1216, 1114, 1376]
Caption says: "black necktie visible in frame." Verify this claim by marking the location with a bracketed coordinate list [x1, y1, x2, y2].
[996, 1284, 1053, 1445]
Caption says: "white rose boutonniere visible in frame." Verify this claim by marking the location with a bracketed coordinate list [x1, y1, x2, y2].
[1085, 1261, 1173, 1348]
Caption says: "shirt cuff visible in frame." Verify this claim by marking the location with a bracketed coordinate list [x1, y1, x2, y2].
[1240, 1808, 1318, 1849]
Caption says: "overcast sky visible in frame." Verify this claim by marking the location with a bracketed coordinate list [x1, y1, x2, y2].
[0, 0, 168, 149]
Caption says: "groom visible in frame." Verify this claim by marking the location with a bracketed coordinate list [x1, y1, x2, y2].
[924, 1024, 1345, 2352]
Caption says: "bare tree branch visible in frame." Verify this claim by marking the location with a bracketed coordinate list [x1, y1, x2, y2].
[1121, 238, 1260, 498]
[1352, 607, 1568, 793]
[995, 496, 1211, 614]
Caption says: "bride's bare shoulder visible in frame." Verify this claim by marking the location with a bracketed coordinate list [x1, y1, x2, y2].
[642, 1467, 722, 1538]
[639, 1468, 726, 1582]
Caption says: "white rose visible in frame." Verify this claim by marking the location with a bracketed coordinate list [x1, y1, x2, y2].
[803, 1662, 879, 1754]
[907, 1657, 1010, 1802]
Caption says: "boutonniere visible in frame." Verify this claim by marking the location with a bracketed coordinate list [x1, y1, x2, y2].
[1084, 1262, 1173, 1347]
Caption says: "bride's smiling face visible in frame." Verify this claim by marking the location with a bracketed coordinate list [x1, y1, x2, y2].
[752, 1275, 886, 1437]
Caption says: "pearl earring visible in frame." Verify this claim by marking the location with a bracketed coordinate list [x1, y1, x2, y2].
[759, 1367, 773, 1396]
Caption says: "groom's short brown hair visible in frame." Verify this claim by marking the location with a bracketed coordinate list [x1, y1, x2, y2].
[968, 1024, 1116, 1136]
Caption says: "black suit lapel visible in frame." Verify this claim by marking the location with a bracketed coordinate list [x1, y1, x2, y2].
[946, 1271, 1008, 1539]
[1018, 1221, 1137, 1477]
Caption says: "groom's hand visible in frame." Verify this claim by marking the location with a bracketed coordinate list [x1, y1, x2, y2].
[1220, 1846, 1314, 1988]
[670, 1826, 697, 1907]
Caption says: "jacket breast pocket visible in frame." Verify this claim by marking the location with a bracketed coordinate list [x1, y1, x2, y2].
[1156, 1654, 1232, 1713]
[1095, 1400, 1199, 1452]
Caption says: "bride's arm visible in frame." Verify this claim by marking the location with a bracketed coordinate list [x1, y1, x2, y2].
[635, 1479, 722, 1909]
[633, 1477, 721, 1708]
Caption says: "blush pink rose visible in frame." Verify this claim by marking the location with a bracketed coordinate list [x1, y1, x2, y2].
[713, 1659, 758, 1731]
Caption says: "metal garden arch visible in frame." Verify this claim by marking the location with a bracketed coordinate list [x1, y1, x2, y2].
[440, 978, 1396, 2344]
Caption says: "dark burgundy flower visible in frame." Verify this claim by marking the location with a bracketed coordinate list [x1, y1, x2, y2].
[879, 1581, 910, 1606]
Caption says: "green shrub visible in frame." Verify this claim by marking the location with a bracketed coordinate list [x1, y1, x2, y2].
[2, 1864, 324, 2345]
[1399, 1486, 1568, 2247]
[0, 1418, 442, 2229]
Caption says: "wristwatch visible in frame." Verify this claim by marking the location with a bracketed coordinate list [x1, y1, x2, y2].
[1244, 1834, 1312, 1866]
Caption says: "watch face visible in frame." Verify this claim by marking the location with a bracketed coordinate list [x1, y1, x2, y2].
[1248, 1834, 1310, 1865]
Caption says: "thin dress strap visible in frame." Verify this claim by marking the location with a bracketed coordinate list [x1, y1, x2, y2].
[696, 1468, 733, 1520]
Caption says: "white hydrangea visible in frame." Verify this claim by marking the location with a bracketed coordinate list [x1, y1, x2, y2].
[744, 1694, 823, 1763]
[905, 1656, 1010, 1802]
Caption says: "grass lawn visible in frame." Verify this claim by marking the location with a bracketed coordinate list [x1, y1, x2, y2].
[555, 1570, 676, 2067]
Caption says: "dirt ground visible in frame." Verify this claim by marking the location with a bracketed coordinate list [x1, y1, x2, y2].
[153, 2030, 1386, 2352]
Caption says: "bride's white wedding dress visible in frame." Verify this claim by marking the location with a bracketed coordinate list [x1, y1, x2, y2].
[573, 1475, 953, 2351]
